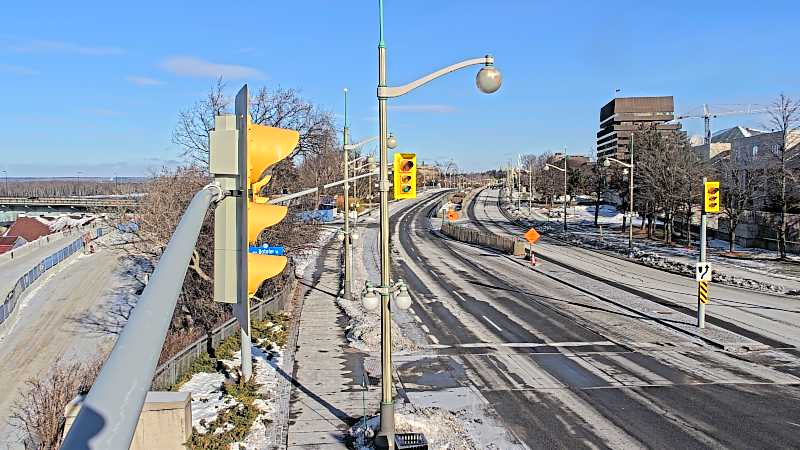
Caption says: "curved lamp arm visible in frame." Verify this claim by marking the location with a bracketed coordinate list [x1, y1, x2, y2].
[378, 55, 494, 99]
[606, 157, 633, 168]
[544, 163, 566, 173]
[344, 136, 379, 151]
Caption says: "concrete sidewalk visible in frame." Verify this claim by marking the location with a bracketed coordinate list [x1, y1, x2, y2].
[286, 242, 381, 449]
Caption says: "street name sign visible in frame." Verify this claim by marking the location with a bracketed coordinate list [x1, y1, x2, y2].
[248, 245, 285, 256]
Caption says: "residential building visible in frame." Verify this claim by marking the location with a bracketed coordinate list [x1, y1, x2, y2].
[596, 96, 682, 160]
[693, 126, 765, 161]
[3, 216, 51, 242]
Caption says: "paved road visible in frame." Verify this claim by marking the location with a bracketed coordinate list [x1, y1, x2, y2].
[0, 243, 127, 449]
[470, 189, 800, 349]
[0, 230, 85, 299]
[384, 188, 800, 449]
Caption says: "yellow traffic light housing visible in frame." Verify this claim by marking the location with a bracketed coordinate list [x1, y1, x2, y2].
[393, 152, 417, 199]
[244, 119, 299, 297]
[704, 181, 720, 213]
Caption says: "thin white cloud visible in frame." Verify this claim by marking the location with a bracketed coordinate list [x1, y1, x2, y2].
[10, 39, 124, 56]
[126, 75, 164, 86]
[160, 56, 265, 79]
[388, 104, 457, 113]
[0, 64, 39, 76]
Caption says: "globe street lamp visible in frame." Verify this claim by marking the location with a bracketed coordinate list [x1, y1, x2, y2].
[373, 0, 502, 445]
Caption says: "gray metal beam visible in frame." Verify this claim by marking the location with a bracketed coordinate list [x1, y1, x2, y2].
[61, 183, 222, 450]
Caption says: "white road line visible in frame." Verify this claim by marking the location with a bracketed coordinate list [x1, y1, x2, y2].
[453, 291, 466, 301]
[482, 315, 503, 332]
[422, 341, 618, 349]
[430, 271, 439, 279]
[421, 324, 431, 333]
[428, 334, 440, 344]
[413, 314, 422, 324]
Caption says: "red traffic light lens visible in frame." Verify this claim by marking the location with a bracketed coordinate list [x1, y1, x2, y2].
[400, 160, 414, 171]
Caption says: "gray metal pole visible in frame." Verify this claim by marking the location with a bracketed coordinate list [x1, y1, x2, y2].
[699, 176, 707, 328]
[235, 87, 253, 380]
[343, 89, 353, 300]
[61, 185, 220, 450]
[377, 1, 395, 444]
[563, 156, 568, 232]
[629, 135, 634, 256]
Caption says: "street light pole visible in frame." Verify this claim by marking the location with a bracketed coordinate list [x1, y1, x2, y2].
[544, 155, 568, 232]
[343, 88, 353, 301]
[374, 1, 501, 444]
[602, 141, 635, 256]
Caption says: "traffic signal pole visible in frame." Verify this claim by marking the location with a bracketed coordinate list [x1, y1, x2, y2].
[235, 87, 254, 379]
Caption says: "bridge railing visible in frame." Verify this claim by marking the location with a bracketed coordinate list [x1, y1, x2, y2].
[0, 196, 138, 208]
[61, 184, 222, 450]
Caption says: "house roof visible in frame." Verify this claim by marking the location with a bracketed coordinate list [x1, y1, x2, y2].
[711, 126, 766, 143]
[4, 217, 51, 242]
[0, 236, 21, 245]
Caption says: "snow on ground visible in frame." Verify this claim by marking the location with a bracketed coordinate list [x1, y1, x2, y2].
[48, 215, 95, 232]
[506, 203, 799, 294]
[349, 404, 522, 450]
[290, 225, 337, 278]
[179, 372, 229, 433]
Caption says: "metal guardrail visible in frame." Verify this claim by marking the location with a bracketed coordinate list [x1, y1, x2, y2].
[441, 221, 525, 256]
[61, 184, 222, 450]
[0, 227, 104, 326]
[0, 196, 138, 208]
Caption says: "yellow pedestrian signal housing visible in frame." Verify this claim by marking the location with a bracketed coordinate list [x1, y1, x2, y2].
[245, 119, 299, 297]
[704, 181, 720, 213]
[393, 153, 417, 199]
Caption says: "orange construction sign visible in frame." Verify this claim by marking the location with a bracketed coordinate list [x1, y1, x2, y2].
[524, 227, 540, 244]
[447, 210, 459, 221]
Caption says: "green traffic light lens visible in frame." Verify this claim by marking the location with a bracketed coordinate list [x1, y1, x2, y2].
[402, 185, 411, 193]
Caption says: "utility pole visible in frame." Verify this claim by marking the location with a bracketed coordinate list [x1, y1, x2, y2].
[528, 160, 532, 213]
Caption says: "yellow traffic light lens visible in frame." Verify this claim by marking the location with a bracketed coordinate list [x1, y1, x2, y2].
[401, 175, 412, 183]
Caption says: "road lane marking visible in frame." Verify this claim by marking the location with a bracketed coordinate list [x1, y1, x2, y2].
[428, 334, 440, 344]
[430, 271, 439, 279]
[421, 324, 431, 333]
[423, 341, 618, 349]
[482, 315, 503, 332]
[453, 291, 466, 302]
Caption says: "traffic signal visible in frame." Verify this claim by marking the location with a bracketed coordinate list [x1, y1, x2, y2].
[245, 119, 299, 296]
[704, 181, 720, 213]
[393, 152, 417, 199]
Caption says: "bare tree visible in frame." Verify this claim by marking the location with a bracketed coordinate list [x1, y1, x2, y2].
[715, 155, 761, 252]
[172, 78, 338, 167]
[634, 125, 700, 244]
[8, 355, 104, 450]
[765, 93, 800, 259]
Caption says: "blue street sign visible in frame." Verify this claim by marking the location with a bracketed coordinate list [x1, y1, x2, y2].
[248, 245, 285, 256]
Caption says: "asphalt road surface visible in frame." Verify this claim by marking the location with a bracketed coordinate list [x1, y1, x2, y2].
[0, 243, 126, 449]
[384, 188, 800, 449]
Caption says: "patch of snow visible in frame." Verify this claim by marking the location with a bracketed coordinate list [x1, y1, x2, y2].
[179, 372, 229, 433]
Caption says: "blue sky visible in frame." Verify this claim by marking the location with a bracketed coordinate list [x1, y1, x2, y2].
[1, 0, 798, 176]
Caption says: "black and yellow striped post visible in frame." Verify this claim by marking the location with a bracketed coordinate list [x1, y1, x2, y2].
[698, 281, 709, 304]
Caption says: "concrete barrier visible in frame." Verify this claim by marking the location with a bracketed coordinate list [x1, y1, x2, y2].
[441, 221, 525, 256]
[64, 391, 191, 450]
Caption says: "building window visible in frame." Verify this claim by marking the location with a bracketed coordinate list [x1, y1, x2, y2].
[752, 145, 758, 158]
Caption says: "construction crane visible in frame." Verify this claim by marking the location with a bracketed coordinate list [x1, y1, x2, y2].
[675, 103, 769, 145]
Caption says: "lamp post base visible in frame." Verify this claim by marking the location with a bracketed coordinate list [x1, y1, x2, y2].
[376, 401, 396, 450]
